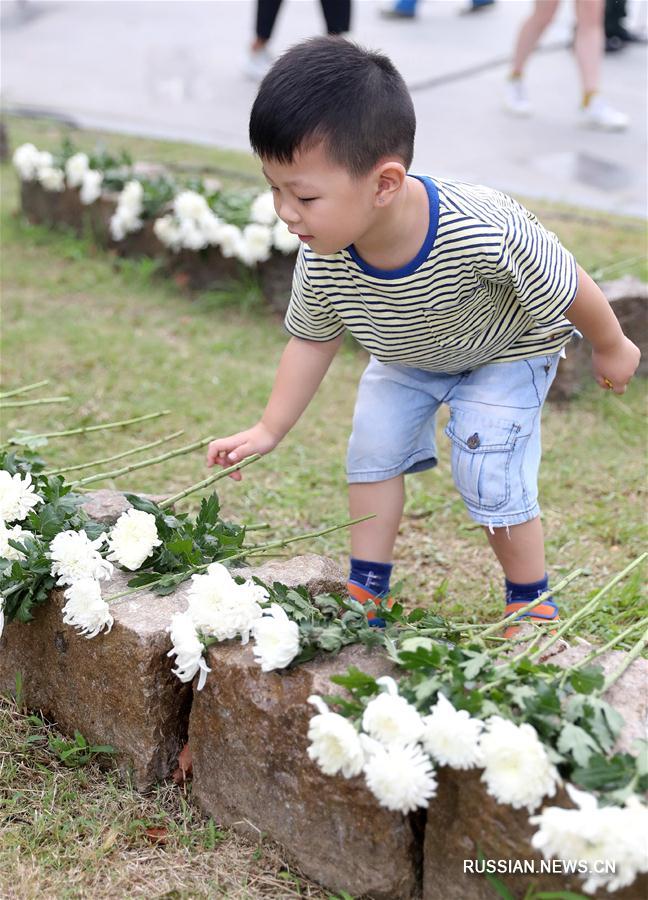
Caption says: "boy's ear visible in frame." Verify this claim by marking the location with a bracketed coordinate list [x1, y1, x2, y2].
[374, 160, 407, 207]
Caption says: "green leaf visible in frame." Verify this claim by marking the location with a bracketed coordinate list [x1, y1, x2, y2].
[330, 667, 379, 698]
[557, 722, 601, 767]
[569, 666, 604, 694]
[461, 651, 490, 681]
[572, 753, 636, 792]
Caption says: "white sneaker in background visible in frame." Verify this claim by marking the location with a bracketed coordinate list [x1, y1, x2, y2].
[504, 79, 532, 117]
[580, 95, 629, 132]
[244, 47, 274, 82]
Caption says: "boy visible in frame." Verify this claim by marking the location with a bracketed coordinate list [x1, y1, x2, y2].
[207, 37, 640, 629]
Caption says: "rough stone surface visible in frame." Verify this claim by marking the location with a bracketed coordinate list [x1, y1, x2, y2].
[79, 489, 170, 526]
[163, 245, 242, 290]
[232, 553, 346, 598]
[423, 645, 648, 900]
[549, 278, 647, 401]
[0, 570, 192, 790]
[190, 643, 422, 900]
[257, 252, 296, 315]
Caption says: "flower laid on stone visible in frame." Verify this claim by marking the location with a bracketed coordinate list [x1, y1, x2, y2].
[250, 190, 277, 226]
[0, 595, 5, 639]
[361, 735, 438, 813]
[187, 562, 266, 644]
[38, 164, 66, 193]
[110, 180, 144, 241]
[421, 693, 484, 769]
[49, 529, 113, 586]
[531, 784, 648, 894]
[79, 169, 103, 205]
[65, 152, 90, 188]
[272, 219, 300, 255]
[0, 470, 43, 523]
[12, 143, 53, 182]
[167, 611, 211, 690]
[154, 190, 224, 252]
[362, 676, 425, 747]
[307, 695, 365, 778]
[61, 577, 114, 639]
[106, 508, 161, 571]
[237, 223, 273, 266]
[480, 716, 559, 812]
[250, 603, 300, 672]
[0, 521, 29, 561]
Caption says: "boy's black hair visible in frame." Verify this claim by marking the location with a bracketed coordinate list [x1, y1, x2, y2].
[249, 36, 416, 176]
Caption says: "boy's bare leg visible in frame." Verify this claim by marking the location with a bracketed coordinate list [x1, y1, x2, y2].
[483, 516, 546, 583]
[349, 476, 405, 563]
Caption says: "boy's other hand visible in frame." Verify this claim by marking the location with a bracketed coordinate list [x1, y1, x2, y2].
[206, 422, 279, 481]
[592, 335, 641, 394]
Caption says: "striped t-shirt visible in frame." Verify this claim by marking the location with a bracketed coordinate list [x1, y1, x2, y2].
[284, 176, 578, 373]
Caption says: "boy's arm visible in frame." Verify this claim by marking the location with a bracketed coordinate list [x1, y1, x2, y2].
[206, 333, 344, 480]
[564, 265, 640, 394]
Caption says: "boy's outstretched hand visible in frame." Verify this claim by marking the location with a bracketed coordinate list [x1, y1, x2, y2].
[591, 335, 641, 395]
[206, 422, 278, 481]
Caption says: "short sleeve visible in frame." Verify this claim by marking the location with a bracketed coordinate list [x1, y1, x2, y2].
[497, 211, 578, 326]
[284, 247, 345, 341]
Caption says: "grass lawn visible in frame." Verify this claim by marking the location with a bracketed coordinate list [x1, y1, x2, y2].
[1, 115, 647, 898]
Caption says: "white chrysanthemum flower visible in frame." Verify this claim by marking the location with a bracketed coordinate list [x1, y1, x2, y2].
[119, 180, 143, 213]
[362, 735, 437, 813]
[174, 190, 209, 221]
[187, 562, 266, 644]
[307, 695, 365, 778]
[251, 603, 300, 671]
[178, 217, 208, 251]
[362, 676, 425, 747]
[218, 223, 243, 258]
[65, 152, 90, 188]
[37, 165, 66, 192]
[154, 214, 182, 250]
[49, 530, 113, 586]
[106, 509, 161, 571]
[480, 716, 559, 812]
[421, 693, 484, 769]
[80, 169, 103, 205]
[250, 191, 278, 226]
[237, 223, 272, 266]
[272, 219, 300, 254]
[110, 180, 144, 240]
[167, 611, 211, 690]
[0, 471, 43, 523]
[198, 210, 224, 245]
[0, 521, 29, 560]
[12, 142, 41, 180]
[61, 578, 113, 639]
[531, 785, 648, 894]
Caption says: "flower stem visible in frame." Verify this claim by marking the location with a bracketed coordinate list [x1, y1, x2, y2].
[0, 379, 49, 399]
[558, 617, 648, 687]
[73, 434, 215, 487]
[0, 396, 70, 409]
[478, 568, 585, 640]
[158, 455, 262, 508]
[601, 623, 648, 693]
[530, 553, 647, 661]
[5, 410, 171, 443]
[43, 431, 185, 476]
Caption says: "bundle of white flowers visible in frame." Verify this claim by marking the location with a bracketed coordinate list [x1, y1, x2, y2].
[110, 180, 144, 241]
[12, 143, 57, 184]
[0, 470, 43, 523]
[37, 164, 66, 193]
[421, 692, 484, 769]
[106, 508, 161, 571]
[48, 530, 114, 638]
[153, 190, 224, 252]
[531, 784, 648, 894]
[250, 190, 278, 226]
[307, 695, 365, 778]
[79, 169, 103, 205]
[248, 190, 300, 256]
[362, 676, 425, 746]
[167, 611, 211, 690]
[250, 603, 300, 671]
[65, 152, 90, 188]
[479, 715, 560, 812]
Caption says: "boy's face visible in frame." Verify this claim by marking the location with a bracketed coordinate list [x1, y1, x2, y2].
[261, 142, 379, 256]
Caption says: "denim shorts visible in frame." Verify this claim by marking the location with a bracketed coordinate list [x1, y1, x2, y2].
[346, 353, 561, 527]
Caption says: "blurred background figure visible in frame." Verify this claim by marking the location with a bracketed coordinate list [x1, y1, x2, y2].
[605, 0, 647, 51]
[506, 0, 628, 130]
[246, 0, 351, 80]
[380, 0, 494, 19]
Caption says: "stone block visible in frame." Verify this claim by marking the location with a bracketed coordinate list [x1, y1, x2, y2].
[162, 245, 242, 290]
[257, 252, 297, 315]
[0, 570, 192, 790]
[232, 552, 346, 597]
[189, 643, 422, 900]
[78, 489, 170, 526]
[423, 645, 648, 899]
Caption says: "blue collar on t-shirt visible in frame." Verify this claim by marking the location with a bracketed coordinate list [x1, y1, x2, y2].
[346, 174, 439, 280]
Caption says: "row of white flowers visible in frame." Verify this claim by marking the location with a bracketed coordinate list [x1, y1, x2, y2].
[305, 677, 648, 895]
[13, 143, 300, 266]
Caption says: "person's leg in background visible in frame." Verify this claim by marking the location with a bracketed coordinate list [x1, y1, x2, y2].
[505, 0, 559, 116]
[320, 0, 352, 35]
[246, 0, 283, 80]
[575, 0, 629, 129]
[380, 0, 418, 21]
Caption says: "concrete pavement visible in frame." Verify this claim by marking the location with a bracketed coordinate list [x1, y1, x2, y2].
[1, 0, 646, 215]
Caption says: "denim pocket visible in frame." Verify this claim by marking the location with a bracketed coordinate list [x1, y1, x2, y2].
[445, 410, 521, 510]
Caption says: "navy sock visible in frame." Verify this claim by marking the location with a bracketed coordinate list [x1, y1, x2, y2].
[348, 557, 393, 598]
[505, 574, 558, 618]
